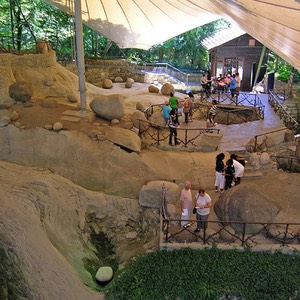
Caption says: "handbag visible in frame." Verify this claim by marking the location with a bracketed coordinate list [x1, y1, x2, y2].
[193, 207, 197, 214]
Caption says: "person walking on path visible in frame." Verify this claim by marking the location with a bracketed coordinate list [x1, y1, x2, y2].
[180, 181, 193, 227]
[214, 153, 225, 193]
[194, 189, 212, 232]
[208, 99, 218, 121]
[206, 113, 217, 132]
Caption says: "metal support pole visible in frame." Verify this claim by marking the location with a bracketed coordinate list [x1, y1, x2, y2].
[74, 0, 86, 113]
[252, 45, 266, 89]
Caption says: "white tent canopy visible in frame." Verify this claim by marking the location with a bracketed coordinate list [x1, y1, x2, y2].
[43, 0, 300, 71]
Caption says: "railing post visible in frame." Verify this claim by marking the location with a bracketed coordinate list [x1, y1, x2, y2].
[157, 127, 160, 146]
[254, 136, 258, 152]
[282, 224, 289, 246]
[165, 219, 169, 242]
[241, 223, 246, 246]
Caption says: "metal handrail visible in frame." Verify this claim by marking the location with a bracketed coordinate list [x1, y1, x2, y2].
[253, 127, 289, 152]
[273, 155, 300, 173]
[268, 91, 298, 132]
[138, 118, 220, 148]
[162, 218, 300, 248]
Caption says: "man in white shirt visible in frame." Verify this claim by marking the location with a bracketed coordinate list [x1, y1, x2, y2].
[180, 181, 192, 227]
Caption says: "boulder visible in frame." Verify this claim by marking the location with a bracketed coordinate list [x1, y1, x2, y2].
[284, 130, 295, 142]
[95, 266, 113, 282]
[126, 78, 134, 84]
[44, 77, 55, 86]
[139, 181, 180, 208]
[111, 119, 119, 124]
[102, 79, 113, 89]
[114, 76, 123, 83]
[131, 111, 149, 133]
[10, 111, 19, 121]
[214, 183, 281, 233]
[9, 81, 33, 102]
[161, 83, 174, 96]
[125, 82, 132, 88]
[67, 94, 78, 103]
[42, 98, 58, 108]
[104, 127, 141, 153]
[53, 122, 63, 131]
[149, 111, 165, 127]
[249, 153, 261, 170]
[0, 95, 16, 109]
[260, 152, 271, 165]
[148, 85, 159, 93]
[136, 102, 146, 112]
[0, 117, 10, 127]
[90, 94, 125, 121]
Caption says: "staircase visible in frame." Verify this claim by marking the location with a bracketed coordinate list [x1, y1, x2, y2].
[227, 150, 264, 180]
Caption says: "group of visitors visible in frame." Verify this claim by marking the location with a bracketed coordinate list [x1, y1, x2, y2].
[162, 91, 195, 146]
[214, 152, 245, 193]
[180, 182, 212, 232]
[216, 72, 241, 99]
[179, 153, 246, 232]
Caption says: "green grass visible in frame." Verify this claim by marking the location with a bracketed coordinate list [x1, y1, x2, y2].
[104, 248, 300, 300]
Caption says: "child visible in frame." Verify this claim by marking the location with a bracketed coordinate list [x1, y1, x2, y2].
[209, 100, 217, 120]
[224, 159, 235, 190]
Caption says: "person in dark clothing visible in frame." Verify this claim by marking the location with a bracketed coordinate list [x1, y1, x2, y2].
[214, 152, 225, 193]
[168, 108, 180, 146]
[224, 159, 235, 190]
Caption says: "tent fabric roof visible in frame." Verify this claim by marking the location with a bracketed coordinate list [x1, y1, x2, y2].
[42, 0, 300, 71]
[200, 27, 246, 50]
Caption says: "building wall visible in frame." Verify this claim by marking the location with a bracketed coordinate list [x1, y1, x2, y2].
[211, 34, 268, 91]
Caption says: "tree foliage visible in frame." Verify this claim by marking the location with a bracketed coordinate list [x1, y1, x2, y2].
[266, 52, 300, 83]
[0, 0, 229, 69]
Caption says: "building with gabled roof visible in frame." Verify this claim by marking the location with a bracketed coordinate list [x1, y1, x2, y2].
[200, 26, 268, 91]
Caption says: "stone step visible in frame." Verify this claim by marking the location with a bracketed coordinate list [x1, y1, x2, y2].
[243, 170, 263, 179]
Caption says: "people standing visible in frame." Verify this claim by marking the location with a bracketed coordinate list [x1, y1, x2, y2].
[235, 72, 241, 97]
[188, 91, 194, 122]
[162, 100, 171, 125]
[169, 92, 178, 111]
[214, 153, 225, 193]
[230, 154, 245, 185]
[168, 108, 180, 146]
[224, 159, 235, 190]
[180, 181, 193, 227]
[230, 74, 237, 100]
[194, 189, 212, 232]
[183, 95, 190, 124]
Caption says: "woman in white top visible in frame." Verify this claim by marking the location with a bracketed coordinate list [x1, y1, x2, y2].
[194, 189, 212, 232]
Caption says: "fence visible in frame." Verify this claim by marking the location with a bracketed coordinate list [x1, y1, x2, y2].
[161, 218, 300, 248]
[138, 118, 220, 148]
[273, 155, 300, 173]
[268, 91, 298, 132]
